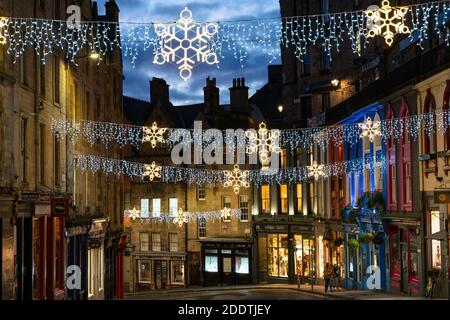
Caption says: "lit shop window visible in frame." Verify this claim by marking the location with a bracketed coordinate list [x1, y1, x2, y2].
[235, 252, 249, 274]
[171, 261, 185, 285]
[205, 252, 218, 272]
[431, 211, 442, 269]
[294, 235, 316, 278]
[138, 260, 152, 283]
[267, 234, 289, 278]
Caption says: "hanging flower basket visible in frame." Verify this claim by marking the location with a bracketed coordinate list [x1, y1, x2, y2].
[358, 232, 374, 244]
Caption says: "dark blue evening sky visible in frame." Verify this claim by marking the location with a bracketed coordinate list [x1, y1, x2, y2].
[96, 0, 281, 105]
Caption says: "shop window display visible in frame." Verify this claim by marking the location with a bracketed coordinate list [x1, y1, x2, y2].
[205, 255, 218, 272]
[268, 234, 288, 278]
[294, 235, 316, 279]
[138, 260, 152, 283]
[389, 232, 401, 280]
[235, 256, 249, 274]
[171, 261, 185, 285]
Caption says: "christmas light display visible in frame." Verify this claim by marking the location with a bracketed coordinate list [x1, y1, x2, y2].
[173, 208, 189, 227]
[143, 161, 162, 181]
[223, 164, 251, 194]
[308, 161, 325, 181]
[0, 1, 448, 72]
[54, 109, 450, 154]
[246, 123, 281, 164]
[365, 0, 410, 46]
[142, 122, 168, 149]
[126, 208, 243, 223]
[125, 207, 141, 221]
[74, 154, 385, 185]
[153, 6, 218, 80]
[359, 116, 382, 143]
[220, 207, 232, 220]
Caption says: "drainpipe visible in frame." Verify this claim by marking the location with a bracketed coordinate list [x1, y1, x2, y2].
[184, 180, 188, 288]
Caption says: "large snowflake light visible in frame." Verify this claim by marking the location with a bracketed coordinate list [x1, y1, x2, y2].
[224, 165, 250, 194]
[308, 161, 325, 181]
[358, 117, 382, 143]
[0, 17, 8, 45]
[246, 123, 281, 165]
[143, 161, 161, 181]
[220, 207, 232, 220]
[153, 6, 219, 81]
[126, 207, 141, 221]
[365, 0, 410, 47]
[142, 122, 167, 148]
[173, 208, 189, 227]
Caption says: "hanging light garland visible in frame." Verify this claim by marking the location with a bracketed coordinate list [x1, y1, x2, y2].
[125, 208, 243, 224]
[74, 153, 385, 185]
[0, 1, 449, 76]
[53, 109, 450, 154]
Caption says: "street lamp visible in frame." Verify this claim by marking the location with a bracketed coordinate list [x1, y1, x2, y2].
[278, 105, 284, 113]
[331, 79, 340, 87]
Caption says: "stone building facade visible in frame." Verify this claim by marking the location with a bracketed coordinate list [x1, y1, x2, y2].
[0, 0, 124, 300]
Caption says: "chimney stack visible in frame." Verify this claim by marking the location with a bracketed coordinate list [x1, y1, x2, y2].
[105, 0, 120, 22]
[230, 78, 249, 113]
[150, 78, 170, 107]
[204, 77, 219, 114]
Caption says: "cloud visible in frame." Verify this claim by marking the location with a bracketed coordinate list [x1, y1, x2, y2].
[96, 0, 281, 104]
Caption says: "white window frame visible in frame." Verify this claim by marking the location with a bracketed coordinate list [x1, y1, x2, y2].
[169, 198, 178, 217]
[140, 199, 149, 218]
[152, 198, 161, 218]
[239, 195, 249, 222]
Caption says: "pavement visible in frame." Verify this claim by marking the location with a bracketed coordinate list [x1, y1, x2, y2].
[124, 283, 432, 300]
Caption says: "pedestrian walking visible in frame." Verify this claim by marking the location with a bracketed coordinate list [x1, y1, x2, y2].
[331, 264, 340, 291]
[324, 262, 334, 293]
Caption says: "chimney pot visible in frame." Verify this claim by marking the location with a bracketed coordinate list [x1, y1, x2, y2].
[233, 79, 237, 88]
[241, 78, 245, 87]
[237, 78, 241, 87]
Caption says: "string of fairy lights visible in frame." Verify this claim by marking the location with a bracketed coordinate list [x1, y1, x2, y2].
[1, 1, 450, 80]
[52, 109, 450, 153]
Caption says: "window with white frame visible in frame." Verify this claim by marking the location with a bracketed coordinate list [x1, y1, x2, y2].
[199, 217, 206, 238]
[197, 184, 206, 200]
[169, 198, 178, 217]
[239, 195, 249, 221]
[140, 199, 149, 218]
[151, 233, 161, 252]
[430, 211, 442, 268]
[139, 232, 149, 251]
[152, 198, 161, 218]
[169, 233, 178, 252]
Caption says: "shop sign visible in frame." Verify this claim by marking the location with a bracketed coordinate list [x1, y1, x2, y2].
[35, 202, 51, 216]
[51, 198, 70, 217]
[434, 190, 450, 203]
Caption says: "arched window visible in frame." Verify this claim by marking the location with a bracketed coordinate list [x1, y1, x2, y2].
[386, 104, 397, 211]
[424, 89, 437, 154]
[443, 80, 450, 152]
[400, 98, 412, 211]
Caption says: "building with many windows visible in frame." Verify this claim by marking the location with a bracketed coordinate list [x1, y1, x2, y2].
[0, 0, 124, 300]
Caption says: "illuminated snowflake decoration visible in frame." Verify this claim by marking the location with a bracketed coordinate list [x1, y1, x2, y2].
[153, 6, 219, 81]
[143, 161, 161, 181]
[142, 122, 167, 148]
[126, 207, 141, 221]
[0, 17, 8, 45]
[358, 117, 382, 143]
[365, 0, 410, 47]
[173, 208, 189, 227]
[224, 164, 250, 194]
[220, 207, 232, 220]
[246, 123, 281, 165]
[308, 161, 325, 181]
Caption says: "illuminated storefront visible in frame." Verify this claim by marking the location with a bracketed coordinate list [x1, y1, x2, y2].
[201, 239, 252, 286]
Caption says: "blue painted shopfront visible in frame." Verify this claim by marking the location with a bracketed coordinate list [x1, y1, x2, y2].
[340, 103, 388, 291]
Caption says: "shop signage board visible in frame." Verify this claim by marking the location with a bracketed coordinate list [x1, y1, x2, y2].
[434, 190, 450, 203]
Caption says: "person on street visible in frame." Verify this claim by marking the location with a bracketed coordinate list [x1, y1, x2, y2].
[324, 262, 334, 293]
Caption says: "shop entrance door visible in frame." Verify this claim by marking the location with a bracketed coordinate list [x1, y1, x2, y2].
[154, 260, 168, 290]
[221, 255, 233, 286]
[400, 243, 409, 293]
